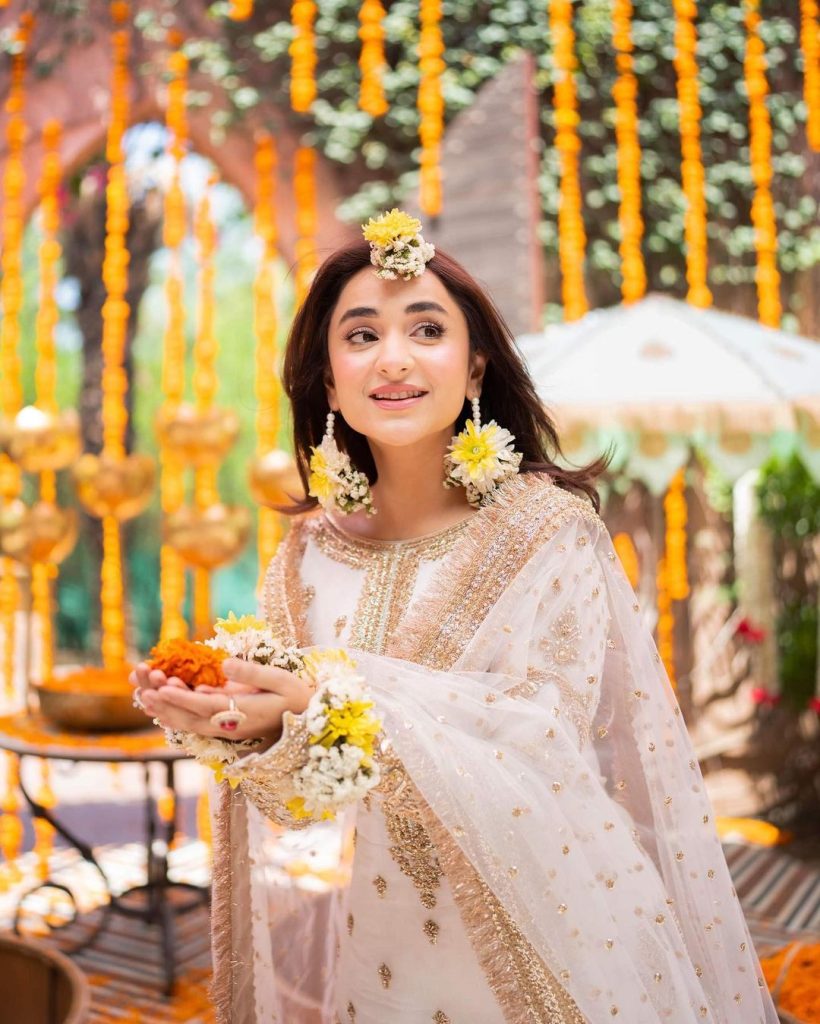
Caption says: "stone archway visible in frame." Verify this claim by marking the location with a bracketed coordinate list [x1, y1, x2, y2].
[0, 0, 358, 261]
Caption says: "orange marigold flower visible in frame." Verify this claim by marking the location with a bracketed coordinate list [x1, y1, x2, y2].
[42, 666, 134, 694]
[148, 639, 228, 689]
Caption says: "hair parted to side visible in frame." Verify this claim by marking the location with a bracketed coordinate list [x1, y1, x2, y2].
[281, 242, 610, 513]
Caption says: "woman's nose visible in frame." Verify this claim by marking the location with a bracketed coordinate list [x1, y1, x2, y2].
[374, 332, 414, 377]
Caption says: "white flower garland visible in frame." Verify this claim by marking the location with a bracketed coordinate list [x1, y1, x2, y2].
[161, 618, 383, 816]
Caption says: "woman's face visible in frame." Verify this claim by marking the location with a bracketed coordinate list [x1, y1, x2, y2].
[326, 267, 486, 453]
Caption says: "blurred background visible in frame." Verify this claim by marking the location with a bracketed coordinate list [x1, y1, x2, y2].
[0, 1, 817, 1021]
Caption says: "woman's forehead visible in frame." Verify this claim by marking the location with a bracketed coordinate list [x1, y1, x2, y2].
[332, 268, 458, 322]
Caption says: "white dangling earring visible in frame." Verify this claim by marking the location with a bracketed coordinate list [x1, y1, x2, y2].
[443, 393, 522, 507]
[308, 410, 376, 516]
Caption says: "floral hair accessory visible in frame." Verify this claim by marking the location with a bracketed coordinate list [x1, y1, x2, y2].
[361, 207, 435, 280]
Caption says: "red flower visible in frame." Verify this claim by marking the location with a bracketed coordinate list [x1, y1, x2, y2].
[808, 696, 820, 714]
[750, 686, 780, 708]
[735, 617, 767, 644]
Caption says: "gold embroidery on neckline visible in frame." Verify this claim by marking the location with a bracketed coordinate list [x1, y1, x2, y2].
[309, 514, 471, 656]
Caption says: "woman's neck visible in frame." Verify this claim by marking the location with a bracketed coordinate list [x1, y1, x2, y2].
[332, 433, 475, 541]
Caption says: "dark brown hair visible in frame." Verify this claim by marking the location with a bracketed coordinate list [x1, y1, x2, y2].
[281, 242, 610, 513]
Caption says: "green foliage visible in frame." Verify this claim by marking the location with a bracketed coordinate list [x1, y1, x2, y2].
[161, 0, 816, 315]
[756, 454, 819, 709]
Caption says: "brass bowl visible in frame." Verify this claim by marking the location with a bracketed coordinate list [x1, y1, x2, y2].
[34, 683, 149, 733]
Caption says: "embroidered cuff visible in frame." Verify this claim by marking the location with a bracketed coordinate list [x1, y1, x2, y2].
[221, 710, 314, 829]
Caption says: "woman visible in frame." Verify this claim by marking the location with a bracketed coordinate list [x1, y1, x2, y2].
[132, 211, 777, 1024]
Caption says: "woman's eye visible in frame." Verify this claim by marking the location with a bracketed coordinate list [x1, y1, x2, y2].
[414, 321, 445, 339]
[347, 327, 379, 344]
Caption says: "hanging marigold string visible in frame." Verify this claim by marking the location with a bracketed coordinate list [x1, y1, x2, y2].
[801, 0, 820, 150]
[613, 531, 640, 590]
[743, 0, 782, 327]
[192, 181, 219, 637]
[160, 43, 190, 642]
[673, 0, 712, 307]
[0, 13, 33, 703]
[228, 0, 253, 19]
[293, 146, 318, 305]
[656, 556, 676, 689]
[254, 134, 283, 578]
[32, 119, 63, 684]
[359, 0, 388, 118]
[99, 0, 132, 670]
[612, 0, 646, 304]
[664, 467, 689, 602]
[418, 0, 444, 217]
[290, 0, 317, 113]
[33, 760, 56, 882]
[550, 0, 588, 321]
[0, 754, 23, 890]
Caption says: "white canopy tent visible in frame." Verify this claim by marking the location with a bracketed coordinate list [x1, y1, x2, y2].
[516, 294, 820, 493]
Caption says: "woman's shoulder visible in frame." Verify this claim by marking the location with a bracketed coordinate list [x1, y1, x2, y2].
[492, 470, 602, 533]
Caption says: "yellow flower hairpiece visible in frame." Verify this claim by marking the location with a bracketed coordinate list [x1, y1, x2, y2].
[361, 207, 435, 280]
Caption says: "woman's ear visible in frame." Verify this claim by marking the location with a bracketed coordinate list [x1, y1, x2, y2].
[468, 350, 488, 395]
[323, 369, 338, 412]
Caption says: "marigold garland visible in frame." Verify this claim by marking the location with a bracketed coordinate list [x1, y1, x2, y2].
[743, 0, 782, 327]
[418, 0, 444, 217]
[33, 760, 56, 882]
[294, 146, 318, 305]
[0, 753, 23, 890]
[761, 941, 820, 1022]
[801, 0, 820, 151]
[550, 0, 588, 321]
[656, 555, 676, 688]
[33, 119, 63, 683]
[673, 0, 712, 307]
[359, 0, 388, 118]
[192, 182, 220, 637]
[612, 0, 646, 304]
[228, 0, 253, 19]
[0, 15, 33, 702]
[99, 1, 132, 671]
[664, 467, 689, 601]
[613, 531, 640, 590]
[160, 44, 190, 642]
[290, 0, 317, 113]
[253, 135, 283, 576]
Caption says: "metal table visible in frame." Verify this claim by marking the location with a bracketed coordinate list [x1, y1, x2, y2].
[0, 712, 209, 995]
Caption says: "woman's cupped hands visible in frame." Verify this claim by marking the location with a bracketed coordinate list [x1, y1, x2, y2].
[128, 659, 314, 744]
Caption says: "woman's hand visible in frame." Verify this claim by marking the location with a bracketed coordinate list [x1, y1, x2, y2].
[133, 658, 314, 745]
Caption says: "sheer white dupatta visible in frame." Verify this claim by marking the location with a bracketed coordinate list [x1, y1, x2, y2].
[212, 474, 778, 1024]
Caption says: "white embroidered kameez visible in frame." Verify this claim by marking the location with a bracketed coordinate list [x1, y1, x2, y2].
[210, 474, 778, 1024]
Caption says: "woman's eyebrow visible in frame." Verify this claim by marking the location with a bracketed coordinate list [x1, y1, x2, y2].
[338, 300, 448, 325]
[405, 300, 447, 315]
[339, 305, 378, 324]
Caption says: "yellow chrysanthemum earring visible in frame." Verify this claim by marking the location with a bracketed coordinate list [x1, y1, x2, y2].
[308, 410, 376, 516]
[443, 395, 522, 507]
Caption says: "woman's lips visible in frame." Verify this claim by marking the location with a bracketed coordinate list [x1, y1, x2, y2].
[369, 392, 427, 409]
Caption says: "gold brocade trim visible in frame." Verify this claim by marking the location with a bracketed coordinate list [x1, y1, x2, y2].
[210, 785, 263, 1024]
[422, 810, 587, 1024]
[308, 514, 471, 655]
[262, 515, 316, 645]
[231, 712, 314, 829]
[383, 474, 598, 1024]
[390, 474, 600, 669]
[376, 750, 444, 908]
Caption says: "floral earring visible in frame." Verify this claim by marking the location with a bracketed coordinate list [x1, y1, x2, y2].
[308, 411, 376, 516]
[443, 395, 522, 507]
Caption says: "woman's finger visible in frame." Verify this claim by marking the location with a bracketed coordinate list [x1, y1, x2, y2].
[223, 659, 309, 708]
[148, 668, 168, 689]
